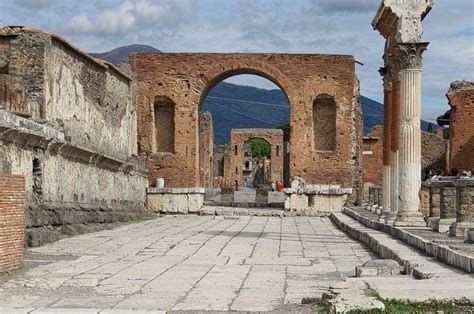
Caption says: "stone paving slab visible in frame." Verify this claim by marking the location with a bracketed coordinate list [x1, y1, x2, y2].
[330, 212, 474, 304]
[344, 207, 474, 273]
[0, 215, 376, 312]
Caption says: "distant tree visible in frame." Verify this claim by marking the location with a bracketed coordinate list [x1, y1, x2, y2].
[437, 109, 451, 127]
[427, 122, 434, 133]
[247, 138, 271, 158]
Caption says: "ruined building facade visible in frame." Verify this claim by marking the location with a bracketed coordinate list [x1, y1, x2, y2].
[0, 27, 148, 246]
[131, 53, 363, 196]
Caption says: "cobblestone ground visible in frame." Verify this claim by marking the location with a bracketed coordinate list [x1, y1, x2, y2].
[0, 215, 376, 312]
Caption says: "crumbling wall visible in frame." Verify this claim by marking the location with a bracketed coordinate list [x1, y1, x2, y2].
[227, 129, 284, 189]
[447, 81, 474, 171]
[0, 27, 148, 246]
[199, 111, 214, 188]
[131, 53, 358, 189]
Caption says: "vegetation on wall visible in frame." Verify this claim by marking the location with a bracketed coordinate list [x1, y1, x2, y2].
[247, 138, 271, 158]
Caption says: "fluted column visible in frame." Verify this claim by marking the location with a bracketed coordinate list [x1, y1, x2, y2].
[379, 67, 392, 220]
[394, 43, 428, 227]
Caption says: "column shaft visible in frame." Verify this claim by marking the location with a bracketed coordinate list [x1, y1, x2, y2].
[381, 89, 392, 214]
[395, 67, 425, 226]
[389, 81, 401, 219]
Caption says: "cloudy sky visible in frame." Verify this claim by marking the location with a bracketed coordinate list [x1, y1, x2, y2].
[1, 0, 473, 122]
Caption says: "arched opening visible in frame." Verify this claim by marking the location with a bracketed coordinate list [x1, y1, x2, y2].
[198, 73, 290, 190]
[243, 138, 271, 188]
[313, 93, 337, 152]
[154, 96, 175, 153]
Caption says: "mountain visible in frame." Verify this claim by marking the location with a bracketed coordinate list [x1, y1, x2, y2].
[203, 82, 437, 144]
[92, 44, 437, 144]
[89, 44, 161, 64]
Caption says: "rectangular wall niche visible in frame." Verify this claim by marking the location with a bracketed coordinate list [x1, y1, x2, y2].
[313, 94, 337, 151]
[154, 96, 175, 153]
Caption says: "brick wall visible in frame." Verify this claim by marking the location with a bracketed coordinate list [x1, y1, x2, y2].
[0, 174, 26, 272]
[131, 53, 358, 188]
[447, 81, 474, 171]
[362, 126, 384, 191]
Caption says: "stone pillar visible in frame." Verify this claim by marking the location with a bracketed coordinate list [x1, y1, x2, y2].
[387, 79, 401, 223]
[394, 43, 428, 227]
[380, 67, 392, 219]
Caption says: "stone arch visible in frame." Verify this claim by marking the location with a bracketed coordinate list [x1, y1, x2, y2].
[197, 59, 296, 108]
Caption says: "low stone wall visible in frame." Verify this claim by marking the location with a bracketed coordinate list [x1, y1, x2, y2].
[421, 178, 474, 236]
[283, 185, 353, 216]
[368, 186, 382, 206]
[0, 174, 26, 273]
[1, 109, 150, 247]
[147, 188, 205, 214]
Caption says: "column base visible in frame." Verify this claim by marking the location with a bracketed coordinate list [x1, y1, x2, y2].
[394, 211, 426, 227]
[383, 212, 397, 225]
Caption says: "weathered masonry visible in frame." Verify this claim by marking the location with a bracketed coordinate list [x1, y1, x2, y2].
[0, 27, 149, 246]
[374, 0, 433, 226]
[446, 81, 474, 171]
[131, 53, 362, 196]
[227, 129, 284, 188]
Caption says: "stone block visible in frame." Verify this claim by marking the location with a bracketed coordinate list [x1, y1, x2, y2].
[464, 228, 474, 243]
[355, 259, 404, 277]
[175, 194, 189, 214]
[147, 194, 163, 213]
[288, 193, 308, 210]
[436, 218, 456, 233]
[450, 222, 474, 237]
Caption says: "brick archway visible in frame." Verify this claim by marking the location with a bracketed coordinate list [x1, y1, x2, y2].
[225, 129, 284, 189]
[197, 59, 296, 108]
[131, 53, 360, 191]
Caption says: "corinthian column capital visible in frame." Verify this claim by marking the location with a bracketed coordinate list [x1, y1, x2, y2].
[396, 42, 429, 70]
[379, 67, 393, 91]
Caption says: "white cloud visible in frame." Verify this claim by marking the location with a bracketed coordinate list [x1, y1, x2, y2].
[4, 0, 473, 120]
[13, 0, 56, 10]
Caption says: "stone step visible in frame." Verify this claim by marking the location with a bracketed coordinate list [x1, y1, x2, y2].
[330, 212, 470, 279]
[203, 201, 284, 208]
[199, 206, 284, 217]
[342, 207, 473, 273]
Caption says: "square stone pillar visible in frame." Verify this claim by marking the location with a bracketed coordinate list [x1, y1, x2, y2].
[0, 174, 26, 273]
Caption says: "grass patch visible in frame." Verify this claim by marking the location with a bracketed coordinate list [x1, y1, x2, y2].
[349, 291, 474, 313]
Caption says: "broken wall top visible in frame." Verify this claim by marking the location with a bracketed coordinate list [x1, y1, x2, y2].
[372, 0, 434, 43]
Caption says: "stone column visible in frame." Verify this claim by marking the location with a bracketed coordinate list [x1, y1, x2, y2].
[387, 78, 401, 224]
[394, 43, 428, 227]
[379, 67, 392, 220]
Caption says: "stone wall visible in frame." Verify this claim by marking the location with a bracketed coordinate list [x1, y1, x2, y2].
[0, 174, 25, 273]
[131, 53, 360, 190]
[199, 112, 214, 188]
[0, 27, 149, 246]
[147, 188, 204, 214]
[447, 81, 474, 171]
[362, 126, 447, 194]
[362, 126, 383, 195]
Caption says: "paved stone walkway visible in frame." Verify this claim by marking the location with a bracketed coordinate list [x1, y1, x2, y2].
[0, 215, 376, 312]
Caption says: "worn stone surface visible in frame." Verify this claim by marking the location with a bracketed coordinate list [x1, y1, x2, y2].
[0, 27, 148, 246]
[131, 53, 360, 192]
[198, 111, 214, 189]
[0, 215, 377, 311]
[341, 207, 474, 273]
